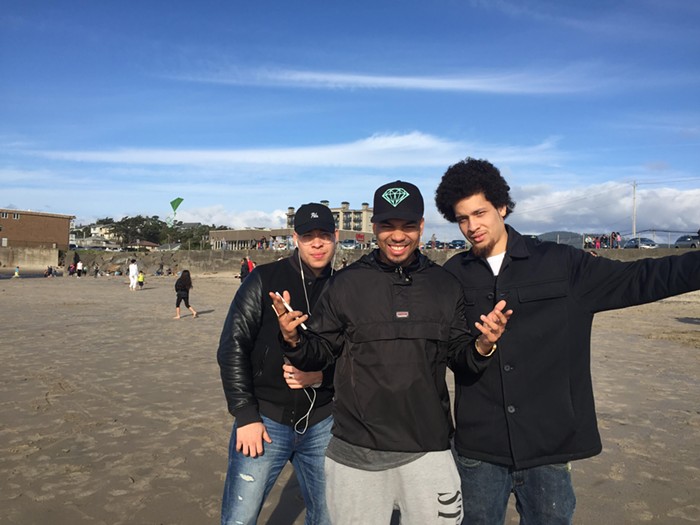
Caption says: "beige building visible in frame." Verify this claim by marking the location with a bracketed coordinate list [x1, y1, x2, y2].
[210, 201, 375, 250]
[0, 209, 74, 251]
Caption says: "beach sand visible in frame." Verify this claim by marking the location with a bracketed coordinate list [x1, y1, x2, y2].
[1, 273, 698, 524]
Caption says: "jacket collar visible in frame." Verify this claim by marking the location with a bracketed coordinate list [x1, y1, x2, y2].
[363, 249, 430, 273]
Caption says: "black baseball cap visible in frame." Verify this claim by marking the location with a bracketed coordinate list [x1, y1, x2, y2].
[371, 181, 424, 223]
[294, 203, 336, 235]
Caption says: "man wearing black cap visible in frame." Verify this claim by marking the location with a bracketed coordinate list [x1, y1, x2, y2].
[272, 182, 510, 524]
[218, 203, 338, 525]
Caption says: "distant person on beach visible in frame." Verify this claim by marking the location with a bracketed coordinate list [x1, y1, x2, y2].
[217, 203, 338, 525]
[174, 270, 197, 319]
[137, 270, 145, 290]
[434, 157, 700, 525]
[13, 266, 20, 278]
[272, 182, 510, 524]
[76, 260, 83, 278]
[128, 259, 139, 291]
[239, 258, 249, 281]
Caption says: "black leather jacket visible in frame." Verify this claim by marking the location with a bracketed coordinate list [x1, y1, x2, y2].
[217, 252, 334, 428]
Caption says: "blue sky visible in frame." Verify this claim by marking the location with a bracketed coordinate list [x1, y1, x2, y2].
[2, 0, 699, 241]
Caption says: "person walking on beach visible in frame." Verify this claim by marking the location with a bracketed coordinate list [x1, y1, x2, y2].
[239, 258, 249, 281]
[128, 259, 139, 291]
[137, 270, 145, 290]
[218, 203, 338, 525]
[174, 270, 197, 319]
[434, 157, 700, 525]
[272, 182, 510, 525]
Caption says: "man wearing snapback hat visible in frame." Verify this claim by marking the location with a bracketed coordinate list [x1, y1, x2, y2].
[272, 182, 511, 524]
[218, 203, 338, 525]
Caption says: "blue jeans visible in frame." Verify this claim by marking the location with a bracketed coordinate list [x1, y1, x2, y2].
[221, 414, 332, 525]
[455, 455, 576, 525]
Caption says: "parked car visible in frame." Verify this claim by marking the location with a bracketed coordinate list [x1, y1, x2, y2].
[673, 235, 699, 249]
[339, 239, 358, 250]
[623, 237, 658, 249]
[449, 239, 467, 250]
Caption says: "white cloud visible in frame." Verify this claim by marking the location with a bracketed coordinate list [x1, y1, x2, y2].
[177, 206, 287, 229]
[32, 132, 564, 169]
[167, 63, 611, 94]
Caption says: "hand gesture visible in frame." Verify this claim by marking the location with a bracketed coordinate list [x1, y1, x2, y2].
[474, 299, 512, 354]
[269, 291, 308, 346]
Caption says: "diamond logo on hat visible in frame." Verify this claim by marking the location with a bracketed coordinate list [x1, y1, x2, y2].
[382, 187, 410, 207]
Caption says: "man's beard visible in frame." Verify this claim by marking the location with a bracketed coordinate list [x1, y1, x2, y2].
[470, 238, 496, 258]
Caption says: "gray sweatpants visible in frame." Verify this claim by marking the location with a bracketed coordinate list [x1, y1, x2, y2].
[325, 450, 462, 525]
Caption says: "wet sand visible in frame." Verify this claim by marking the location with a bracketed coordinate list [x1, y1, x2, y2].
[1, 273, 698, 524]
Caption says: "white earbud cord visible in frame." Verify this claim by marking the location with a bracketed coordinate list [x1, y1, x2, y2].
[292, 242, 336, 435]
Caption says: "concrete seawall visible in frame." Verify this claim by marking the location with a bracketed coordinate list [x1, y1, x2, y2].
[0, 247, 59, 270]
[64, 246, 696, 275]
[2, 245, 695, 276]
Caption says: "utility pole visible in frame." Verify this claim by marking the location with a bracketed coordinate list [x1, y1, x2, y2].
[631, 181, 637, 238]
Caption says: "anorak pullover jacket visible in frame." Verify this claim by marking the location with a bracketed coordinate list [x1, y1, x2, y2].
[283, 250, 493, 453]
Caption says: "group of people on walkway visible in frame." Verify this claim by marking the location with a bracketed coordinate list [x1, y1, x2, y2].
[584, 231, 622, 249]
[213, 157, 700, 524]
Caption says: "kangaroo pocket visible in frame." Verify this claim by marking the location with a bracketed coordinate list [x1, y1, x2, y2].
[335, 322, 452, 451]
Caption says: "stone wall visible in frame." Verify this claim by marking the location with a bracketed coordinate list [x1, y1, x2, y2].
[5, 245, 692, 276]
[0, 247, 59, 270]
[67, 246, 693, 276]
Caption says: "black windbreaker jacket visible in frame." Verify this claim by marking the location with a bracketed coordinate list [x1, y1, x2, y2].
[445, 226, 700, 469]
[217, 252, 334, 428]
[283, 250, 493, 453]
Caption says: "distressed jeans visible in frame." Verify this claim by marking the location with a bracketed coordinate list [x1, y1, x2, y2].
[455, 455, 576, 525]
[221, 414, 333, 525]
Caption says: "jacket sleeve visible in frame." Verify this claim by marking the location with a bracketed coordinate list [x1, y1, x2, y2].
[571, 249, 700, 313]
[217, 271, 264, 426]
[448, 293, 495, 374]
[281, 288, 344, 372]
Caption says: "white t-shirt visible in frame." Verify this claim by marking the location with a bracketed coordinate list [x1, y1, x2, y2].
[128, 263, 138, 277]
[486, 252, 505, 276]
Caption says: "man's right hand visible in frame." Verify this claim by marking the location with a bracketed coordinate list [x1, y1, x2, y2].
[236, 422, 272, 457]
[269, 291, 308, 346]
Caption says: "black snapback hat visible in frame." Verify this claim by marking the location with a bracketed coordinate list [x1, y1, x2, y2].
[371, 181, 424, 223]
[294, 203, 336, 235]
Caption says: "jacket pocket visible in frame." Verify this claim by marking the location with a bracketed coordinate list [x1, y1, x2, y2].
[516, 279, 567, 303]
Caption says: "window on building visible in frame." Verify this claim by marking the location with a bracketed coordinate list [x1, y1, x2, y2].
[0, 212, 7, 219]
[13, 213, 20, 219]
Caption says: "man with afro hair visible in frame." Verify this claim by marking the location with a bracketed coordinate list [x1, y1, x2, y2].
[435, 157, 700, 524]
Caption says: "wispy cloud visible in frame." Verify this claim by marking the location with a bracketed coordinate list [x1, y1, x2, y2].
[32, 132, 565, 169]
[165, 63, 612, 94]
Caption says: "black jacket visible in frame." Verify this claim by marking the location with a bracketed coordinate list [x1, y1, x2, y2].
[445, 226, 700, 469]
[283, 250, 492, 453]
[217, 252, 334, 428]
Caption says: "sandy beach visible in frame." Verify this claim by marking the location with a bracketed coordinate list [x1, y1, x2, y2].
[1, 272, 698, 524]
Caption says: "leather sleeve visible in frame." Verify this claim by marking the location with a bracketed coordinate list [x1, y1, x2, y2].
[217, 271, 264, 425]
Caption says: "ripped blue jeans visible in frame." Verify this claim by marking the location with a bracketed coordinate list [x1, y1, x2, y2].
[221, 414, 333, 525]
